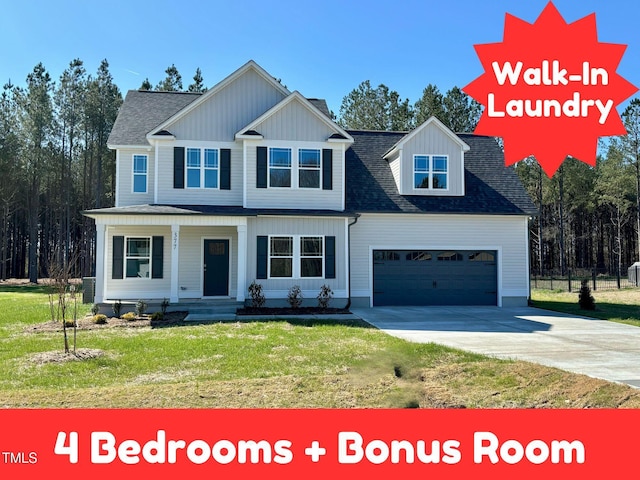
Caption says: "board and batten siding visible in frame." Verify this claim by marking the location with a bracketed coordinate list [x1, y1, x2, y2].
[245, 142, 343, 210]
[117, 148, 154, 207]
[400, 122, 464, 196]
[255, 100, 335, 141]
[246, 217, 347, 296]
[177, 226, 238, 298]
[156, 144, 243, 205]
[350, 214, 529, 306]
[105, 226, 170, 300]
[168, 69, 287, 142]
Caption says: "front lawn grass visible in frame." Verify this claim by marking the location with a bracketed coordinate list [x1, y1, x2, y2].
[2, 283, 640, 408]
[531, 288, 640, 327]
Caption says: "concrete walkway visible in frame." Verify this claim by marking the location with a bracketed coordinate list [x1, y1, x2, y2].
[351, 306, 640, 388]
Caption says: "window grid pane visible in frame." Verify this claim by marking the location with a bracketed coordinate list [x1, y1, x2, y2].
[125, 238, 151, 278]
[299, 149, 320, 168]
[133, 155, 147, 173]
[187, 148, 201, 168]
[204, 149, 218, 169]
[269, 148, 291, 167]
[414, 155, 429, 172]
[133, 174, 146, 193]
[433, 156, 447, 172]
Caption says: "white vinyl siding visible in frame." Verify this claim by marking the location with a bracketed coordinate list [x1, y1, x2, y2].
[400, 122, 464, 196]
[156, 144, 243, 205]
[254, 98, 335, 141]
[246, 217, 346, 296]
[117, 148, 154, 206]
[105, 226, 170, 299]
[350, 214, 529, 306]
[168, 68, 287, 141]
[245, 142, 343, 210]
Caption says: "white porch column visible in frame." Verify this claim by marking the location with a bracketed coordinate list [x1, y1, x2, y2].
[170, 224, 180, 303]
[236, 224, 247, 302]
[94, 223, 106, 303]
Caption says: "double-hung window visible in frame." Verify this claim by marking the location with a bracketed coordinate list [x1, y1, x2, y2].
[300, 236, 323, 277]
[132, 155, 148, 193]
[298, 149, 321, 188]
[269, 148, 292, 187]
[187, 148, 201, 188]
[414, 155, 448, 190]
[203, 149, 219, 188]
[269, 237, 293, 277]
[126, 237, 151, 278]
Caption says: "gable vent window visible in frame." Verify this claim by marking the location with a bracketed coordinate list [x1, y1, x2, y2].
[298, 149, 321, 188]
[269, 148, 292, 187]
[414, 155, 448, 190]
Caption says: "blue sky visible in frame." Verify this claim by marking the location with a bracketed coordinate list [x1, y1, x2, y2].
[1, 0, 638, 115]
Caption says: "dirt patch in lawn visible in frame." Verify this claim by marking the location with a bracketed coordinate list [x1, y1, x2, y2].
[28, 311, 188, 333]
[29, 348, 107, 365]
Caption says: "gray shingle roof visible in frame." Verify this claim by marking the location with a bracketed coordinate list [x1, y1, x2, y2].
[83, 204, 353, 217]
[345, 130, 538, 216]
[307, 98, 331, 118]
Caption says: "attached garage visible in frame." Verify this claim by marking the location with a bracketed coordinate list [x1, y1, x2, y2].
[372, 249, 498, 306]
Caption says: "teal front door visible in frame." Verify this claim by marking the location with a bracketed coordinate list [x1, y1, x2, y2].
[203, 239, 229, 296]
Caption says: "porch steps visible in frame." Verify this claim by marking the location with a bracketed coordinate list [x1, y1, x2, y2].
[178, 300, 243, 322]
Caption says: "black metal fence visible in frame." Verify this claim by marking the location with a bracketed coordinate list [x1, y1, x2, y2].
[531, 268, 640, 292]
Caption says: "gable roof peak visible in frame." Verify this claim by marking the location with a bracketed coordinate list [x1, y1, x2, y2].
[383, 116, 470, 159]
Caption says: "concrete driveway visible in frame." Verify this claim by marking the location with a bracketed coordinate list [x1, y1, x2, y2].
[351, 306, 640, 388]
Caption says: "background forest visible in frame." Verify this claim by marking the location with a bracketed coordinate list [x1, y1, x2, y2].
[0, 60, 638, 281]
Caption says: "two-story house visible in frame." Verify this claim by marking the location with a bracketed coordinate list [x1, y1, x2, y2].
[83, 60, 537, 308]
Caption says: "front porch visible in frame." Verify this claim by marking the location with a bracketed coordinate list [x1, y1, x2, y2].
[90, 213, 248, 304]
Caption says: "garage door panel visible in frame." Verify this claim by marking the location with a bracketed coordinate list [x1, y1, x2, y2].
[373, 249, 497, 306]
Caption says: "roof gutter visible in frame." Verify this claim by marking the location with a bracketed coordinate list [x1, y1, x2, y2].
[345, 213, 361, 310]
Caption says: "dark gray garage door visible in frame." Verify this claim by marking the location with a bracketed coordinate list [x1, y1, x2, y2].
[373, 250, 497, 306]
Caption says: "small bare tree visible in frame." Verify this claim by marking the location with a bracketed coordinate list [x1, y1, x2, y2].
[46, 251, 80, 354]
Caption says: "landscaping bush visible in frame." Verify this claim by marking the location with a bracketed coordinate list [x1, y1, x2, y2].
[151, 311, 164, 321]
[135, 299, 148, 316]
[92, 314, 108, 324]
[90, 303, 100, 315]
[112, 300, 122, 318]
[161, 298, 170, 315]
[578, 280, 596, 310]
[248, 281, 266, 308]
[317, 284, 333, 309]
[287, 285, 303, 309]
[121, 312, 137, 321]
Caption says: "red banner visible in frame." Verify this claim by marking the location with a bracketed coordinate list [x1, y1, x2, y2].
[0, 409, 635, 479]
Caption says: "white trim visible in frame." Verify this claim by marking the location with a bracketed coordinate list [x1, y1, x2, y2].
[108, 144, 152, 150]
[95, 224, 106, 303]
[172, 140, 237, 148]
[344, 218, 349, 300]
[115, 150, 120, 207]
[367, 245, 503, 308]
[383, 116, 470, 159]
[341, 143, 346, 211]
[243, 140, 247, 207]
[236, 133, 264, 140]
[123, 236, 153, 280]
[236, 224, 247, 302]
[154, 142, 159, 204]
[235, 91, 354, 143]
[148, 60, 290, 137]
[200, 236, 233, 298]
[131, 154, 148, 194]
[87, 215, 249, 226]
[412, 154, 450, 192]
[170, 225, 180, 302]
[525, 216, 531, 301]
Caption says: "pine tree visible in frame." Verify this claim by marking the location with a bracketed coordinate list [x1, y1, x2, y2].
[187, 67, 207, 92]
[155, 64, 182, 91]
[139, 78, 152, 90]
[414, 84, 446, 125]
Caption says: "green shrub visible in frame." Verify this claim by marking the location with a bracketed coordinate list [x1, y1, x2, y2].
[248, 281, 266, 308]
[92, 314, 108, 324]
[135, 299, 148, 316]
[287, 285, 303, 309]
[121, 312, 137, 321]
[64, 319, 76, 327]
[112, 300, 122, 318]
[578, 280, 596, 310]
[317, 284, 333, 309]
[161, 298, 170, 315]
[151, 311, 164, 321]
[90, 303, 100, 315]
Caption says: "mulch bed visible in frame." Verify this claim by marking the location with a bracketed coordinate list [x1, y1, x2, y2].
[29, 311, 188, 333]
[237, 307, 351, 316]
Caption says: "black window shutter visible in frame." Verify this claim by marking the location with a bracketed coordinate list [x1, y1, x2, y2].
[152, 236, 164, 279]
[112, 236, 124, 279]
[174, 147, 185, 189]
[257, 236, 268, 279]
[220, 148, 231, 190]
[325, 236, 336, 279]
[257, 146, 267, 188]
[322, 149, 333, 190]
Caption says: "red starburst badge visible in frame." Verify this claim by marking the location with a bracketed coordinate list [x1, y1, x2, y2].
[463, 2, 638, 176]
